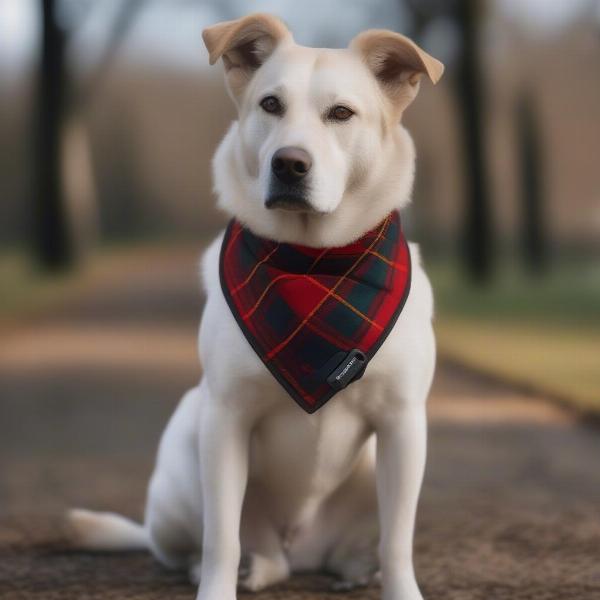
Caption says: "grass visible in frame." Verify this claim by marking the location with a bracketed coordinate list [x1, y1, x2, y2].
[429, 257, 600, 412]
[0, 251, 77, 324]
[0, 241, 200, 329]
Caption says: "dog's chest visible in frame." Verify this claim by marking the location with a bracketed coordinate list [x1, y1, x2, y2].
[248, 396, 370, 503]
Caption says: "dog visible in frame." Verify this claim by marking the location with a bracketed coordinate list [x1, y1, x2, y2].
[69, 13, 443, 600]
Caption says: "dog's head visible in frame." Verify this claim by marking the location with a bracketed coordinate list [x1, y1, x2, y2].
[203, 13, 443, 246]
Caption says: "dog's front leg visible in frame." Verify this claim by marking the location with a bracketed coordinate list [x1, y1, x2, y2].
[375, 404, 427, 600]
[196, 402, 250, 600]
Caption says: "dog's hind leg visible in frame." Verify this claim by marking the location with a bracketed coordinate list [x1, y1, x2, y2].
[237, 482, 290, 592]
[326, 517, 379, 591]
[145, 460, 204, 571]
[319, 437, 380, 591]
[144, 386, 204, 570]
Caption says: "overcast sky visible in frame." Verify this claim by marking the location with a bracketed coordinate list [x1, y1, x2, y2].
[0, 0, 597, 85]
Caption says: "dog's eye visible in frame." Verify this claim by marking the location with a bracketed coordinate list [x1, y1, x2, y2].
[328, 105, 354, 122]
[260, 96, 283, 115]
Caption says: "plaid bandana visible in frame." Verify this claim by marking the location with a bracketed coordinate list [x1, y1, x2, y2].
[219, 211, 411, 413]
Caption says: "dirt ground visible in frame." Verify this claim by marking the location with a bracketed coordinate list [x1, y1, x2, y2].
[1, 247, 599, 599]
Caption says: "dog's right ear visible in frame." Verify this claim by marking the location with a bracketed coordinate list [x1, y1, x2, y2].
[202, 13, 292, 100]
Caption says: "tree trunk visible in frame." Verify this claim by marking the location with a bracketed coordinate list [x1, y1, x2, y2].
[454, 0, 494, 283]
[34, 0, 72, 271]
[516, 90, 547, 275]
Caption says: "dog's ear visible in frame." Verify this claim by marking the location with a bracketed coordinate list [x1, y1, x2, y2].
[202, 13, 292, 99]
[350, 30, 444, 116]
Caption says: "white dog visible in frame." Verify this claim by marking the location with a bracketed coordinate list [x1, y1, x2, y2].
[70, 13, 443, 600]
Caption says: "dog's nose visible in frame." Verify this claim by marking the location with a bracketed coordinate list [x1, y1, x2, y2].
[271, 147, 312, 184]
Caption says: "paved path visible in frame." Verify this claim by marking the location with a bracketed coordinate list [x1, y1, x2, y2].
[1, 247, 599, 599]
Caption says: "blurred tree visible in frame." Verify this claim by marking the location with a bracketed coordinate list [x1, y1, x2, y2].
[404, 0, 494, 283]
[516, 90, 547, 275]
[34, 0, 72, 271]
[453, 0, 493, 282]
[33, 0, 148, 271]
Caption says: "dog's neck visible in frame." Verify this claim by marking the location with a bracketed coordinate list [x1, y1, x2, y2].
[236, 211, 397, 262]
[237, 207, 394, 248]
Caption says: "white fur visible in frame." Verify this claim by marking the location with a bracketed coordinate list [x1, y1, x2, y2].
[70, 15, 439, 600]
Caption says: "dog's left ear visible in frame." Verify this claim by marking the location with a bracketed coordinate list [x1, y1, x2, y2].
[350, 30, 444, 116]
[202, 13, 292, 101]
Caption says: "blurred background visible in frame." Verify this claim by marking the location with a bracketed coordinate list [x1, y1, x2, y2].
[1, 0, 599, 410]
[1, 2, 600, 598]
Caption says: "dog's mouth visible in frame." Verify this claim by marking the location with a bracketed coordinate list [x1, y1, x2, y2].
[265, 194, 320, 213]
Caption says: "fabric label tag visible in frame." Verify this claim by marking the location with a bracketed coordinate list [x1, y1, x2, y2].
[327, 349, 367, 391]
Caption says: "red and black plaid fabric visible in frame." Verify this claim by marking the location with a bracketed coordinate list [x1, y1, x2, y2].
[219, 211, 411, 413]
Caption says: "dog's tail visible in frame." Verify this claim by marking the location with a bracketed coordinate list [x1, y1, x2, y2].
[67, 508, 149, 551]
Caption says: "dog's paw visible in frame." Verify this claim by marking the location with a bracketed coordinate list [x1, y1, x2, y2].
[237, 552, 289, 592]
[330, 577, 369, 592]
[328, 546, 379, 593]
[330, 569, 380, 593]
[380, 574, 424, 600]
